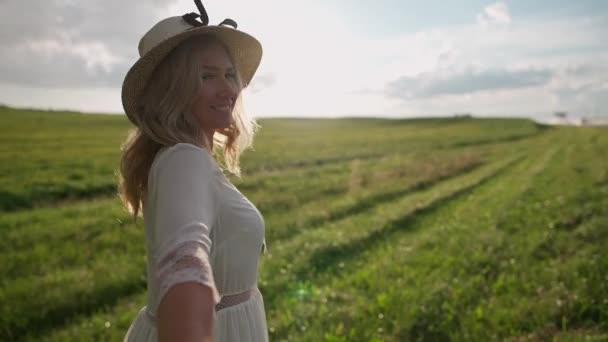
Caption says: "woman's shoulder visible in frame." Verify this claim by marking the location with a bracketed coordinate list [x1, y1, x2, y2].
[159, 142, 212, 157]
[152, 143, 221, 176]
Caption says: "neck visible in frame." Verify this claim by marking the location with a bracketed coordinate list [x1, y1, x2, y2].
[204, 129, 214, 151]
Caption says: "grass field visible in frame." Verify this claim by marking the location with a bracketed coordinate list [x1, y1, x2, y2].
[1, 105, 606, 341]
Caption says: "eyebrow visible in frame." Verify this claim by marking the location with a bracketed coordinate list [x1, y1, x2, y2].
[202, 65, 235, 72]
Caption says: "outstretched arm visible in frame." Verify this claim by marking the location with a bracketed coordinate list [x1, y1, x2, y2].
[158, 282, 215, 342]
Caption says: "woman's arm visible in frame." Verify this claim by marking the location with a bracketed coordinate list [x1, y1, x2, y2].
[157, 282, 215, 342]
[152, 144, 223, 342]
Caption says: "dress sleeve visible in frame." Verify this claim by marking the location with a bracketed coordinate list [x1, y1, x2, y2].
[152, 143, 221, 307]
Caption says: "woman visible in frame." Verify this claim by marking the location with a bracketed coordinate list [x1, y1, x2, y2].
[119, 1, 268, 341]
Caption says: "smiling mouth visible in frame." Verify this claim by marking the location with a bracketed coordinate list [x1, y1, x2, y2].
[210, 105, 231, 113]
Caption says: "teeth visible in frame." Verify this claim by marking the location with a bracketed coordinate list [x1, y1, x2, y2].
[212, 105, 230, 112]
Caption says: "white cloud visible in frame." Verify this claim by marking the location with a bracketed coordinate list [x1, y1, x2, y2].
[386, 67, 553, 99]
[477, 1, 511, 28]
[0, 0, 172, 87]
[357, 14, 608, 117]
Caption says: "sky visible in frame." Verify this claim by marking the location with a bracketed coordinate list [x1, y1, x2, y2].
[0, 0, 607, 119]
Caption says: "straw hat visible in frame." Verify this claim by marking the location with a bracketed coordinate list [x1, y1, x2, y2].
[121, 0, 263, 126]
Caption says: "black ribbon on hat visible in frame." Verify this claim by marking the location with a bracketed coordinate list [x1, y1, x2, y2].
[182, 0, 238, 29]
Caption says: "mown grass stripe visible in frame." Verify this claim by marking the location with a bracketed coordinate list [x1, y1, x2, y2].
[0, 259, 146, 341]
[302, 156, 519, 276]
[266, 144, 550, 340]
[268, 130, 608, 341]
[259, 154, 524, 310]
[264, 154, 485, 243]
[20, 290, 148, 342]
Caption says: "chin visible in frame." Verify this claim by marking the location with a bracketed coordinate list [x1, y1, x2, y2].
[214, 121, 233, 132]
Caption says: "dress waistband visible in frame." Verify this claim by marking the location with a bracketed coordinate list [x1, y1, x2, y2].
[215, 288, 255, 311]
[145, 288, 255, 322]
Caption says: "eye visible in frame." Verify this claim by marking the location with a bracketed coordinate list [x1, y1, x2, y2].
[226, 73, 237, 79]
[201, 74, 215, 80]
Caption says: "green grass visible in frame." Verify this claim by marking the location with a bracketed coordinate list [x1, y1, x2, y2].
[0, 106, 541, 211]
[1, 105, 606, 341]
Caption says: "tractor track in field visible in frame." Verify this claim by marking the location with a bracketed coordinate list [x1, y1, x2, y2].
[269, 134, 564, 340]
[260, 155, 524, 308]
[266, 158, 485, 242]
[0, 129, 546, 214]
[1, 265, 146, 341]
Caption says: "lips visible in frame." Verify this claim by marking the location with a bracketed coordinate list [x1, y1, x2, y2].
[210, 104, 232, 113]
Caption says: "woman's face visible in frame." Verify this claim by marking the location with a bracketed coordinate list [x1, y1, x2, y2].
[190, 43, 240, 133]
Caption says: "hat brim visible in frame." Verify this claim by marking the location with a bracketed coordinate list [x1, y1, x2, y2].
[121, 25, 262, 126]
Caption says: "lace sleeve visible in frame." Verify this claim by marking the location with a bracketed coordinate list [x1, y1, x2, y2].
[156, 239, 221, 306]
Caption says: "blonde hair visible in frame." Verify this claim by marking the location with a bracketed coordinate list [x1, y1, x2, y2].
[118, 35, 259, 219]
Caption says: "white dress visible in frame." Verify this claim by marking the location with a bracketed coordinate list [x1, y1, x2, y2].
[123, 143, 269, 342]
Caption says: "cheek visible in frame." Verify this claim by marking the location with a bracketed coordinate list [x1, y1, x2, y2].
[191, 95, 210, 121]
[191, 98, 204, 116]
[191, 98, 229, 128]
